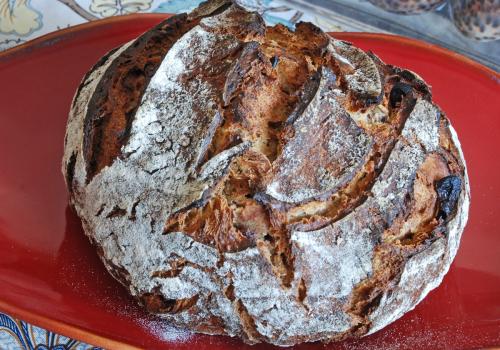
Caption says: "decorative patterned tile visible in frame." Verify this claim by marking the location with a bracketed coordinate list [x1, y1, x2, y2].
[0, 312, 102, 349]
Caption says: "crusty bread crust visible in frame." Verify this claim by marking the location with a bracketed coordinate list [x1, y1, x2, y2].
[62, 0, 470, 346]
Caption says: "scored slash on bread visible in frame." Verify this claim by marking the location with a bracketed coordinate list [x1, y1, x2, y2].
[62, 0, 470, 346]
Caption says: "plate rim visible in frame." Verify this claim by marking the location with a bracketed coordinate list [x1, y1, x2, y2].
[0, 13, 499, 350]
[0, 299, 140, 350]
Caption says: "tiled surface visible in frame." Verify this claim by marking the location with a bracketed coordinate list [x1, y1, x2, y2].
[0, 0, 498, 69]
[0, 312, 101, 350]
[0, 0, 336, 50]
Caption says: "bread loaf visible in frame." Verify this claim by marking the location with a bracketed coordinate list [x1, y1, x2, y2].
[62, 0, 470, 345]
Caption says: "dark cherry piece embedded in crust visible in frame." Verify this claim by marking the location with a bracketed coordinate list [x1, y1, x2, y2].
[435, 175, 462, 220]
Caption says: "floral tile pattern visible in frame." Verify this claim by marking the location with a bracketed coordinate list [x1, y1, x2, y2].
[0, 0, 43, 36]
[0, 312, 101, 349]
[0, 0, 343, 51]
[0, 0, 374, 51]
[2, 1, 495, 50]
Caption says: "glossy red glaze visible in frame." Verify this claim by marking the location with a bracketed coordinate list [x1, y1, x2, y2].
[0, 14, 499, 350]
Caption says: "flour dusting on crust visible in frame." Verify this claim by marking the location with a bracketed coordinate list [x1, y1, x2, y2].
[62, 0, 470, 346]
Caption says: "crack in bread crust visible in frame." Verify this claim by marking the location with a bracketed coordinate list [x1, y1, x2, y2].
[345, 150, 460, 330]
[82, 0, 239, 183]
[161, 16, 333, 287]
[279, 60, 429, 231]
[83, 14, 194, 183]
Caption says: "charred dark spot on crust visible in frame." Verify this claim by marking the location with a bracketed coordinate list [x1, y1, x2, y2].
[389, 67, 431, 100]
[72, 46, 120, 109]
[262, 233, 273, 242]
[129, 200, 140, 221]
[297, 278, 308, 306]
[285, 69, 322, 125]
[363, 93, 383, 107]
[398, 69, 416, 81]
[95, 203, 105, 216]
[66, 152, 77, 189]
[144, 165, 170, 175]
[216, 253, 225, 268]
[270, 55, 279, 68]
[106, 205, 127, 218]
[223, 41, 266, 106]
[389, 82, 413, 108]
[397, 96, 418, 133]
[141, 292, 199, 314]
[435, 175, 462, 221]
[150, 218, 157, 233]
[224, 283, 235, 301]
[406, 81, 430, 100]
[267, 120, 282, 129]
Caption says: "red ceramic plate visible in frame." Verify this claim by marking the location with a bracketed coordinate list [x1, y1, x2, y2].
[0, 14, 499, 350]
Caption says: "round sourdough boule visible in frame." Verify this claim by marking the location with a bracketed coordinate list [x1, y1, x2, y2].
[62, 0, 470, 346]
